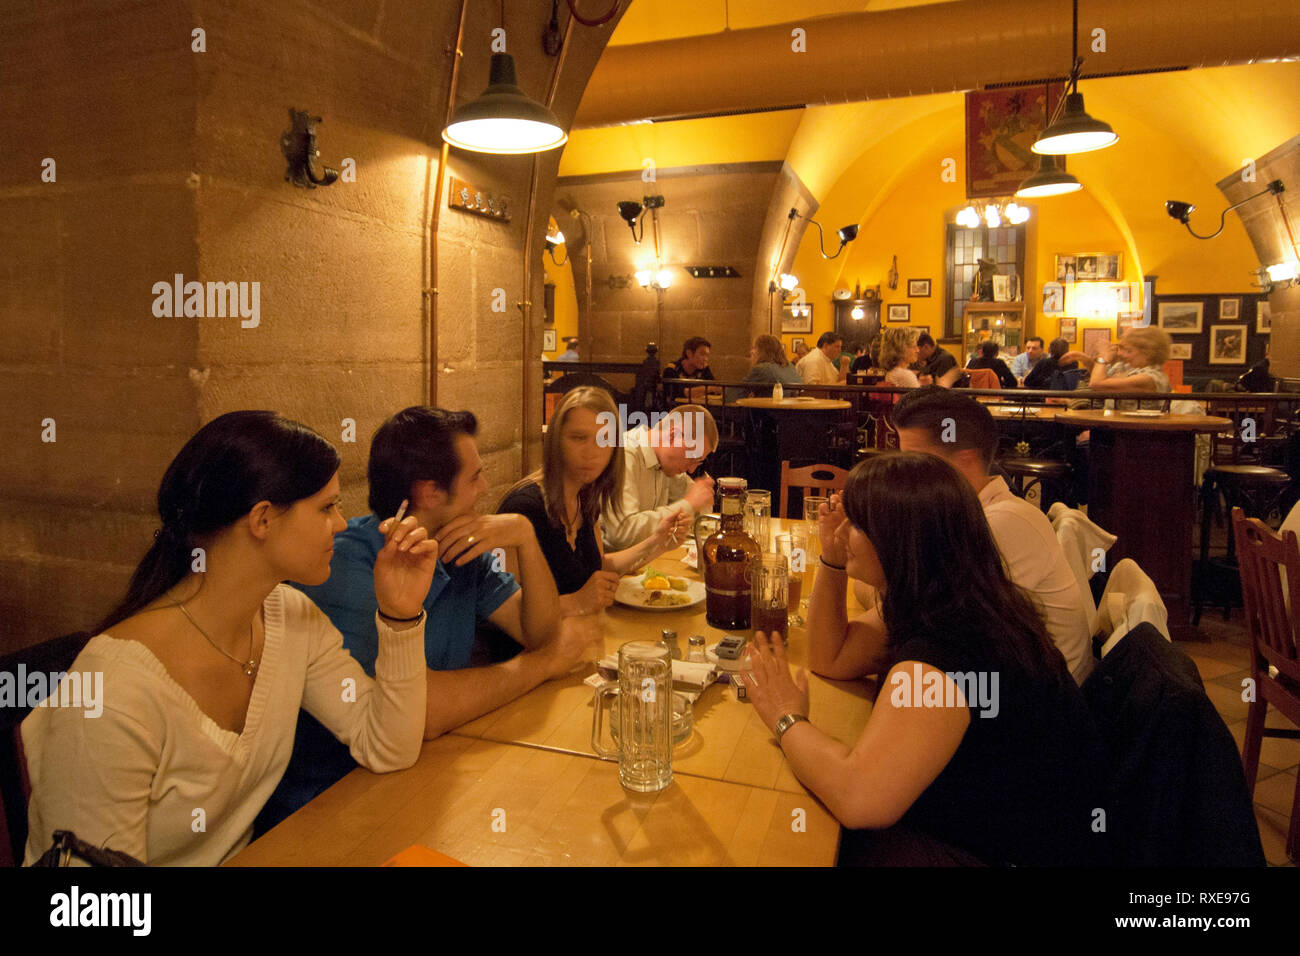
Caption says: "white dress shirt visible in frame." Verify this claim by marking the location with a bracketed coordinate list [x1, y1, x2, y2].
[601, 425, 693, 551]
[796, 347, 842, 385]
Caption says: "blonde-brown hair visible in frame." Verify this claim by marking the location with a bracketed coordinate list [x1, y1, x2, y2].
[1121, 327, 1172, 367]
[879, 327, 918, 371]
[753, 334, 790, 367]
[511, 386, 624, 532]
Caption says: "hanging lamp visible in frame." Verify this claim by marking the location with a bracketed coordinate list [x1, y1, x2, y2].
[442, 53, 567, 155]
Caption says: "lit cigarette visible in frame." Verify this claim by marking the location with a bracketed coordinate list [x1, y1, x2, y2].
[391, 498, 408, 533]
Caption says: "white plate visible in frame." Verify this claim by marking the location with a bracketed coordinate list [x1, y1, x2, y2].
[1119, 409, 1165, 417]
[614, 577, 705, 611]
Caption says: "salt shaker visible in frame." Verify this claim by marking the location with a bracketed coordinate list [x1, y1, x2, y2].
[660, 628, 682, 660]
[687, 635, 706, 663]
[772, 381, 784, 401]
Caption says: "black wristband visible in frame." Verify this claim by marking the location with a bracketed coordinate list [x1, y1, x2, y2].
[819, 556, 846, 571]
[379, 609, 425, 624]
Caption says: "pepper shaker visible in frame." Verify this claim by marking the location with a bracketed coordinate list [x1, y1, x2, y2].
[660, 628, 682, 660]
[687, 634, 706, 663]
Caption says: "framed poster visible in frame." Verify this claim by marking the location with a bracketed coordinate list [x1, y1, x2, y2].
[1057, 253, 1122, 281]
[1219, 297, 1240, 320]
[1169, 343, 1192, 360]
[992, 275, 1012, 302]
[543, 328, 557, 352]
[791, 337, 806, 353]
[907, 279, 931, 297]
[1157, 301, 1203, 333]
[1059, 317, 1077, 342]
[965, 83, 1065, 199]
[1210, 325, 1247, 364]
[887, 303, 911, 323]
[1082, 328, 1111, 358]
[1042, 282, 1064, 315]
[781, 304, 813, 334]
[1257, 300, 1272, 333]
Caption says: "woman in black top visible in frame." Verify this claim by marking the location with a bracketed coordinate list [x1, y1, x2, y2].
[966, 340, 1018, 388]
[499, 387, 681, 616]
[742, 453, 1106, 866]
[1024, 337, 1082, 391]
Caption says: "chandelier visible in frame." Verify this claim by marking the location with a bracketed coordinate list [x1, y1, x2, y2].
[955, 199, 1031, 229]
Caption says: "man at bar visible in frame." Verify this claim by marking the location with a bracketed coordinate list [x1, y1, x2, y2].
[811, 388, 1094, 684]
[664, 336, 716, 403]
[258, 406, 596, 829]
[797, 331, 846, 385]
[915, 333, 961, 387]
[1011, 336, 1045, 381]
[601, 405, 718, 551]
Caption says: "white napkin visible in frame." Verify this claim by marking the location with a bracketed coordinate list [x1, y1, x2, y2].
[682, 539, 699, 570]
[596, 655, 718, 691]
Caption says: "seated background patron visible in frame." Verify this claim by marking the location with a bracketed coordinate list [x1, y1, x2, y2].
[966, 340, 1018, 389]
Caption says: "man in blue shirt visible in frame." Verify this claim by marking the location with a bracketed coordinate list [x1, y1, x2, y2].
[1011, 337, 1045, 381]
[258, 406, 596, 830]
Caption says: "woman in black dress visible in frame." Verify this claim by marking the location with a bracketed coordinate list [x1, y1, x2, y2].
[742, 453, 1107, 865]
[499, 387, 681, 616]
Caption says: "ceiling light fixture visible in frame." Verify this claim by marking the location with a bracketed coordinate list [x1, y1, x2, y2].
[441, 52, 567, 155]
[1032, 0, 1118, 155]
[1016, 153, 1083, 198]
[956, 200, 1031, 228]
[1165, 179, 1285, 240]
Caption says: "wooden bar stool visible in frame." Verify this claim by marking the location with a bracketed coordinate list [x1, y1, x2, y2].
[999, 458, 1073, 512]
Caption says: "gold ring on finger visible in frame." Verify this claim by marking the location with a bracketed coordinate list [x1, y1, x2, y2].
[467, 536, 475, 545]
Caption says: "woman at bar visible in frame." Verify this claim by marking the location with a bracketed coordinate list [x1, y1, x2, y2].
[1066, 326, 1172, 410]
[740, 333, 804, 394]
[22, 411, 434, 866]
[743, 453, 1106, 866]
[880, 327, 921, 388]
[498, 386, 683, 616]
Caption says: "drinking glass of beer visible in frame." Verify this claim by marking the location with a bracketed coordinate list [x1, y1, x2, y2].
[751, 553, 790, 646]
[776, 529, 808, 625]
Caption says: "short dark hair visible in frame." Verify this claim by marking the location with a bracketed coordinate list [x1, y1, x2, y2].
[681, 336, 711, 357]
[1026, 336, 1045, 349]
[1048, 337, 1070, 359]
[980, 340, 999, 359]
[817, 331, 842, 349]
[915, 332, 936, 348]
[368, 406, 478, 517]
[891, 386, 998, 468]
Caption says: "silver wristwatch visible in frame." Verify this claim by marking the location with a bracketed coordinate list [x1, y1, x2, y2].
[774, 713, 809, 743]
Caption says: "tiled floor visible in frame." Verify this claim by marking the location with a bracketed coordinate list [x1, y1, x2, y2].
[1191, 611, 1297, 866]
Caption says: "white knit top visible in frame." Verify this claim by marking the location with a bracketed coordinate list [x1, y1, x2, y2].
[22, 585, 426, 866]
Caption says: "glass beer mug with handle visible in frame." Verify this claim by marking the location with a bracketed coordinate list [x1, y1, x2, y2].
[591, 641, 674, 793]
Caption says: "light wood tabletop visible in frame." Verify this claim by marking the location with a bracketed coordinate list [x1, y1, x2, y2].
[454, 532, 875, 794]
[230, 521, 873, 866]
[985, 405, 1060, 420]
[228, 735, 842, 866]
[736, 397, 852, 410]
[1054, 409, 1232, 432]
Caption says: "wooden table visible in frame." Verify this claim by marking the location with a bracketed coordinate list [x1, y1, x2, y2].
[736, 398, 854, 492]
[231, 521, 874, 866]
[1055, 409, 1233, 638]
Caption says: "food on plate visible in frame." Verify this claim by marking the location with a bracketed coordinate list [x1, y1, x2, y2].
[643, 590, 692, 607]
[644, 575, 671, 591]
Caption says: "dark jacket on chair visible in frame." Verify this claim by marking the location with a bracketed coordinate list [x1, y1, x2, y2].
[1081, 623, 1265, 866]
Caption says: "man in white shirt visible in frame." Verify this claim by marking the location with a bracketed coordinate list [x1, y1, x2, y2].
[1011, 337, 1045, 381]
[812, 388, 1095, 685]
[796, 331, 846, 385]
[602, 405, 718, 550]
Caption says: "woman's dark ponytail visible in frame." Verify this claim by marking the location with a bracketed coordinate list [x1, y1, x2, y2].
[95, 411, 340, 633]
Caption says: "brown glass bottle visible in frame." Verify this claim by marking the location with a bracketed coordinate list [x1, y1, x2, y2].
[703, 478, 761, 629]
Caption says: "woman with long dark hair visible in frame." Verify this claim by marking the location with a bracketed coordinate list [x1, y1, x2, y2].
[22, 411, 436, 865]
[499, 386, 682, 615]
[743, 453, 1105, 865]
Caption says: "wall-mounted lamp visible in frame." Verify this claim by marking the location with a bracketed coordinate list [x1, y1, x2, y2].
[1165, 180, 1285, 240]
[636, 267, 673, 291]
[282, 109, 340, 188]
[618, 195, 664, 246]
[544, 229, 567, 265]
[788, 207, 859, 259]
[850, 305, 865, 320]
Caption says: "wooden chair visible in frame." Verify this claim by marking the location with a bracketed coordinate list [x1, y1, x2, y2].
[778, 461, 849, 519]
[1232, 507, 1300, 861]
[964, 367, 1000, 390]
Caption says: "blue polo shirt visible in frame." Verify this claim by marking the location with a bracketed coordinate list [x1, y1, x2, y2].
[295, 513, 520, 674]
[255, 514, 519, 835]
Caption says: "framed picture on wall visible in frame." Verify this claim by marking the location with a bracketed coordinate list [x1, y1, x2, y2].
[965, 84, 1065, 198]
[791, 337, 806, 353]
[1209, 325, 1247, 364]
[1082, 328, 1111, 358]
[907, 279, 931, 297]
[1157, 301, 1203, 333]
[781, 304, 813, 334]
[1169, 343, 1192, 360]
[992, 275, 1012, 302]
[1257, 301, 1272, 333]
[543, 329, 557, 352]
[1059, 317, 1076, 341]
[887, 303, 911, 323]
[1219, 297, 1240, 320]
